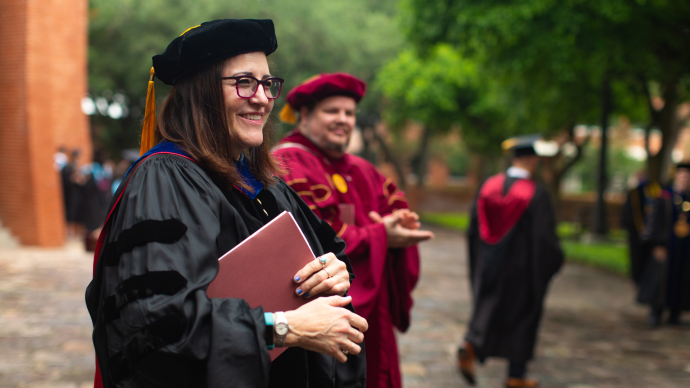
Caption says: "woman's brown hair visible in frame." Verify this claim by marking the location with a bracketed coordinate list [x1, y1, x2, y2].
[154, 58, 282, 191]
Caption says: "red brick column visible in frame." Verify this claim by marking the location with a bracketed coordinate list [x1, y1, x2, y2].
[0, 0, 90, 246]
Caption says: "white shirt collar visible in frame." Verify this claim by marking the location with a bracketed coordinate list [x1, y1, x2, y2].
[506, 166, 531, 179]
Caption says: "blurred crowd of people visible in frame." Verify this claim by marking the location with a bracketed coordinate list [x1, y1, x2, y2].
[622, 164, 690, 328]
[53, 147, 138, 250]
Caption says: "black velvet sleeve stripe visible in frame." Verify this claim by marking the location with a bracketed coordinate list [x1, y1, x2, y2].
[103, 296, 120, 322]
[102, 219, 188, 267]
[102, 271, 188, 323]
[107, 314, 188, 384]
[102, 242, 119, 267]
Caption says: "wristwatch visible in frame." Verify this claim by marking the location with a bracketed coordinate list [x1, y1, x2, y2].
[274, 311, 289, 347]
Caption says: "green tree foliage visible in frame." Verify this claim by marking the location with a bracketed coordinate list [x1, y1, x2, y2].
[375, 44, 509, 183]
[398, 0, 626, 151]
[376, 45, 525, 151]
[399, 0, 690, 182]
[376, 45, 475, 137]
[87, 0, 403, 155]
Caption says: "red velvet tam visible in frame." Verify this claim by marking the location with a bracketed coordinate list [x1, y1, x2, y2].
[279, 73, 366, 123]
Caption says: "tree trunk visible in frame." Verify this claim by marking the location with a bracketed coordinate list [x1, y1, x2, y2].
[593, 76, 612, 237]
[541, 156, 560, 214]
[644, 125, 651, 159]
[370, 127, 407, 189]
[467, 153, 487, 189]
[658, 82, 680, 184]
[411, 126, 431, 187]
[548, 123, 585, 222]
[646, 79, 679, 184]
[359, 126, 376, 165]
[640, 77, 657, 172]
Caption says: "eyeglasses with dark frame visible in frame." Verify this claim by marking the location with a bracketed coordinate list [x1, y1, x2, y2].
[220, 76, 284, 100]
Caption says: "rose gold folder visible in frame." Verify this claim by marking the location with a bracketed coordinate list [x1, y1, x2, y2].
[206, 211, 315, 360]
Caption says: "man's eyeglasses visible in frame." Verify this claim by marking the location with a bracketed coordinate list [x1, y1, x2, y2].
[220, 76, 284, 100]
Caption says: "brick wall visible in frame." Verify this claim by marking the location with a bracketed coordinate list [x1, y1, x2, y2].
[0, 0, 90, 246]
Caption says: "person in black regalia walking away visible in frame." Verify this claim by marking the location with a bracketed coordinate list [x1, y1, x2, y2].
[62, 149, 83, 238]
[78, 149, 113, 251]
[457, 135, 564, 388]
[640, 162, 690, 327]
[620, 173, 663, 292]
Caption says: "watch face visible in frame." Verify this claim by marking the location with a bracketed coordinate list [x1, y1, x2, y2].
[275, 322, 289, 336]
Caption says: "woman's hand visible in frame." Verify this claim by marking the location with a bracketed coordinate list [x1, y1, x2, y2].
[294, 253, 350, 298]
[284, 295, 368, 363]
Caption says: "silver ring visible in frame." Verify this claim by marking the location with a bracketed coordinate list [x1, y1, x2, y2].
[342, 349, 349, 355]
[322, 268, 332, 279]
[319, 256, 327, 269]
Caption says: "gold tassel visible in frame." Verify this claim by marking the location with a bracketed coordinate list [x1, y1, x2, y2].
[501, 138, 517, 154]
[279, 74, 324, 124]
[280, 103, 297, 124]
[140, 67, 156, 156]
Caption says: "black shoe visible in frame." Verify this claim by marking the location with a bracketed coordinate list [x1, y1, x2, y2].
[668, 311, 690, 326]
[457, 342, 476, 386]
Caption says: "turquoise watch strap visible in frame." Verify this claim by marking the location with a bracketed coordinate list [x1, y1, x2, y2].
[264, 312, 274, 350]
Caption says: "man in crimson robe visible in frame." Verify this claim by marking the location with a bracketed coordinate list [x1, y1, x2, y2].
[458, 135, 563, 388]
[272, 73, 434, 388]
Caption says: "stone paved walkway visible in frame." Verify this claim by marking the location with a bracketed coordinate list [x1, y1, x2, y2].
[0, 241, 94, 388]
[399, 225, 690, 388]
[1, 227, 689, 387]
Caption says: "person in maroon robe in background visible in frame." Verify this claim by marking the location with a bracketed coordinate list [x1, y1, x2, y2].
[272, 73, 435, 388]
[458, 135, 563, 388]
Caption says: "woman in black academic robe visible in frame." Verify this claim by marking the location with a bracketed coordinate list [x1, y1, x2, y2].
[85, 19, 367, 388]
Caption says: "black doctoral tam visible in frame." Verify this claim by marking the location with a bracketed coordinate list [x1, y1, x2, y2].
[153, 19, 278, 85]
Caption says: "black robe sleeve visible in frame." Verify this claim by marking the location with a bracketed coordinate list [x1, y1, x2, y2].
[643, 196, 670, 247]
[621, 189, 644, 283]
[467, 199, 479, 295]
[86, 155, 271, 388]
[635, 194, 671, 306]
[530, 186, 564, 290]
[620, 190, 636, 234]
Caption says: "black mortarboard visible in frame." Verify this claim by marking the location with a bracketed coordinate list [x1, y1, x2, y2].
[152, 19, 278, 86]
[502, 135, 541, 157]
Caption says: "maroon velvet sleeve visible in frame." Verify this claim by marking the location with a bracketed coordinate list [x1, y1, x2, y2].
[369, 165, 421, 331]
